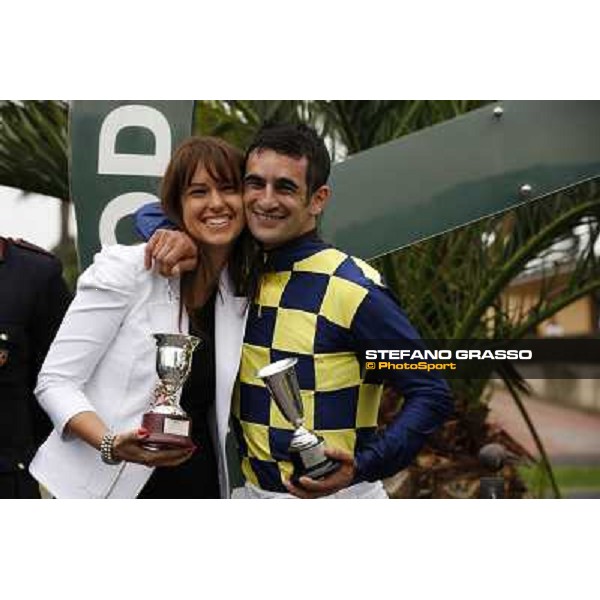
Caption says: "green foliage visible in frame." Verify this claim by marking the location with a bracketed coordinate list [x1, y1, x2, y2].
[553, 465, 600, 490]
[371, 180, 600, 498]
[517, 463, 552, 498]
[193, 101, 315, 150]
[193, 100, 489, 161]
[0, 101, 77, 282]
[0, 101, 69, 201]
[311, 100, 488, 155]
[518, 464, 600, 497]
[51, 237, 79, 292]
[374, 180, 600, 399]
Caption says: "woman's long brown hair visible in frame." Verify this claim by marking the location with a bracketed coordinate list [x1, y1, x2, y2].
[160, 136, 257, 327]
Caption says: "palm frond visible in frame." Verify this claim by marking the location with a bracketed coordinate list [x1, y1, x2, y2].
[0, 101, 69, 201]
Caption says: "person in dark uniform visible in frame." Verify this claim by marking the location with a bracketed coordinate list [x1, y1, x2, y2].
[0, 236, 71, 498]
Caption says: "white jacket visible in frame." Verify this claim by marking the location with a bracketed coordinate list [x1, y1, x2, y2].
[29, 244, 247, 498]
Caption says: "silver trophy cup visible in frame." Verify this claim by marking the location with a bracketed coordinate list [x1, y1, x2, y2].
[257, 358, 340, 483]
[141, 333, 201, 450]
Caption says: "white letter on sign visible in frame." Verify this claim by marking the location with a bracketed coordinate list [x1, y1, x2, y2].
[98, 105, 171, 177]
[99, 192, 159, 246]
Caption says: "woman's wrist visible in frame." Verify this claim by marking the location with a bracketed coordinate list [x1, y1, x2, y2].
[99, 431, 122, 465]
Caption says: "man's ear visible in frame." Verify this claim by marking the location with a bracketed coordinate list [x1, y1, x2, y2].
[309, 185, 331, 217]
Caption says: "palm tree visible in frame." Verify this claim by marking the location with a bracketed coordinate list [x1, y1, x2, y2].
[0, 101, 69, 201]
[194, 101, 310, 149]
[373, 179, 600, 497]
[194, 101, 489, 161]
[311, 100, 486, 156]
[0, 100, 77, 287]
[194, 100, 349, 160]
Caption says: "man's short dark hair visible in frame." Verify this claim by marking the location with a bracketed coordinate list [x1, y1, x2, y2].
[245, 123, 331, 196]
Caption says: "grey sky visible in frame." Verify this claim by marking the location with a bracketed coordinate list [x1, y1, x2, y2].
[0, 185, 77, 251]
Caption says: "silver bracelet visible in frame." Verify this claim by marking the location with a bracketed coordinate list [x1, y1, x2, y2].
[100, 432, 122, 465]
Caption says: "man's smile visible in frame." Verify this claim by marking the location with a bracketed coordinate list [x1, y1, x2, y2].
[251, 209, 286, 222]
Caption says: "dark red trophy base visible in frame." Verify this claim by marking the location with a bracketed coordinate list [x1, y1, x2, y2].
[141, 412, 193, 450]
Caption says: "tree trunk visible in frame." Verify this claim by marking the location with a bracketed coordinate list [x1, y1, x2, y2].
[59, 199, 69, 246]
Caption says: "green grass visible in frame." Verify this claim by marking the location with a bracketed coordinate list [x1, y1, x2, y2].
[518, 464, 600, 497]
[553, 466, 600, 489]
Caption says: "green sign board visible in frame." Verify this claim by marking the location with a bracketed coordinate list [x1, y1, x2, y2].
[324, 101, 600, 259]
[70, 101, 194, 269]
[70, 101, 600, 268]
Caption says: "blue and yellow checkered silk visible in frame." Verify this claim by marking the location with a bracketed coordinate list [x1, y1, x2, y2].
[231, 232, 452, 492]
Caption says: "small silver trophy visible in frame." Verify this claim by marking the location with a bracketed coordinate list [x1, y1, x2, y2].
[141, 333, 201, 450]
[257, 357, 340, 483]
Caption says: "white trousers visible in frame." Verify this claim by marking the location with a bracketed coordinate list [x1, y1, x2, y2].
[231, 480, 388, 499]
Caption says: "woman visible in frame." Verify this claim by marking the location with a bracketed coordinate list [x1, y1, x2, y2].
[29, 137, 255, 498]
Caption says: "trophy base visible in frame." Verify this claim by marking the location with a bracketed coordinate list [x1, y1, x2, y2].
[289, 437, 341, 484]
[141, 412, 193, 451]
[291, 458, 341, 485]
